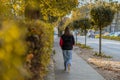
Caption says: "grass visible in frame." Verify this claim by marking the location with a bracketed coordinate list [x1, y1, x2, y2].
[76, 43, 112, 58]
[94, 52, 112, 58]
[76, 43, 93, 49]
[102, 36, 120, 41]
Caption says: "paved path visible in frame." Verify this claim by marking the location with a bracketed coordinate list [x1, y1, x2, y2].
[54, 38, 105, 80]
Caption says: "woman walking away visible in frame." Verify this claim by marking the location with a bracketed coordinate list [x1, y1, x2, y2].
[59, 26, 75, 72]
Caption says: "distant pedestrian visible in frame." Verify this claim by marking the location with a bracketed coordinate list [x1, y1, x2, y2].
[59, 26, 75, 72]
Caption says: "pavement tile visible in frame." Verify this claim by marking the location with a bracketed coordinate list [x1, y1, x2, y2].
[54, 38, 105, 80]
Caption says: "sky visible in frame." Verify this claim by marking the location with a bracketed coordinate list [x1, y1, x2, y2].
[104, 0, 120, 2]
[79, 0, 120, 3]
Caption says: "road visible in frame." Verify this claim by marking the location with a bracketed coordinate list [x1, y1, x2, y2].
[77, 36, 120, 61]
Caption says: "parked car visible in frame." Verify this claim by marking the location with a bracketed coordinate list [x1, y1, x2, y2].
[118, 34, 120, 37]
[108, 32, 120, 37]
[114, 32, 120, 37]
[109, 32, 115, 36]
[103, 32, 110, 36]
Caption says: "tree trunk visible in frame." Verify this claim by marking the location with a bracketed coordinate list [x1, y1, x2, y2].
[76, 32, 77, 44]
[85, 26, 87, 46]
[99, 26, 102, 55]
[58, 27, 60, 37]
[109, 24, 112, 32]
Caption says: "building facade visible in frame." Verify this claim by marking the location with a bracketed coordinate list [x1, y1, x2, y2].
[105, 12, 120, 32]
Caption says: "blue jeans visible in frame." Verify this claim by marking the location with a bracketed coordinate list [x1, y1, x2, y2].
[62, 50, 72, 69]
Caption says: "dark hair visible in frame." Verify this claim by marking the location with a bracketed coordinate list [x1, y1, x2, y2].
[64, 26, 71, 35]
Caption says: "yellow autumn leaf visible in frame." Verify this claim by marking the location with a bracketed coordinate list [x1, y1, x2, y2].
[14, 41, 26, 55]
[8, 25, 20, 40]
[0, 49, 5, 59]
[4, 44, 12, 53]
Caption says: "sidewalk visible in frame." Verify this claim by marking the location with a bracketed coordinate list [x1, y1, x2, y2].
[54, 38, 105, 80]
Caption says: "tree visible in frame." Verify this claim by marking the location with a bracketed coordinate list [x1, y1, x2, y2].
[57, 17, 70, 36]
[0, 1, 79, 80]
[72, 18, 91, 45]
[25, 0, 79, 23]
[70, 3, 92, 44]
[90, 5, 115, 55]
[0, 0, 25, 19]
[24, 1, 79, 80]
[0, 20, 28, 80]
[0, 0, 12, 18]
[71, 20, 79, 44]
[71, 4, 90, 21]
[9, 0, 25, 17]
[78, 18, 91, 46]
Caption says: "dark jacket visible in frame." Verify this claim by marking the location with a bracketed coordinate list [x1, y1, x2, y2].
[60, 34, 75, 50]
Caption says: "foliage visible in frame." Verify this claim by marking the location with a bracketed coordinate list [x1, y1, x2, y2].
[0, 0, 78, 21]
[72, 18, 91, 30]
[71, 2, 119, 30]
[0, 0, 11, 18]
[25, 0, 78, 23]
[71, 4, 90, 20]
[71, 20, 80, 29]
[109, 2, 120, 13]
[58, 17, 70, 31]
[90, 5, 115, 28]
[94, 52, 112, 58]
[90, 5, 115, 54]
[57, 17, 73, 37]
[0, 0, 25, 18]
[24, 0, 78, 79]
[76, 43, 92, 49]
[102, 36, 120, 41]
[0, 20, 29, 80]
[10, 0, 25, 17]
[25, 20, 53, 80]
[0, 1, 79, 80]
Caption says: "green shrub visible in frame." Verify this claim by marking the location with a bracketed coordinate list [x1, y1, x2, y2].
[25, 20, 53, 80]
[102, 36, 120, 41]
[0, 20, 29, 80]
[94, 52, 112, 58]
[76, 43, 92, 49]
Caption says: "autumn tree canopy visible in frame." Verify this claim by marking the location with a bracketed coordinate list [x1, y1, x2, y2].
[90, 5, 115, 28]
[90, 5, 115, 54]
[25, 0, 79, 22]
